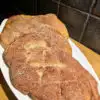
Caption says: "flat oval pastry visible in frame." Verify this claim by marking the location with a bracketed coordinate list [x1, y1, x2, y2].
[4, 30, 99, 100]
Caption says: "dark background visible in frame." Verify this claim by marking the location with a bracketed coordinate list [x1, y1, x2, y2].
[0, 0, 100, 54]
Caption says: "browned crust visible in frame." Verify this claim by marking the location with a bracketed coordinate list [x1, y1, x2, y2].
[4, 32, 99, 100]
[0, 14, 69, 49]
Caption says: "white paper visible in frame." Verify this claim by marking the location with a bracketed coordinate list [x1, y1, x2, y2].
[0, 19, 100, 100]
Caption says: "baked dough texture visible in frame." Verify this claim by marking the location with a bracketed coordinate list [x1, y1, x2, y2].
[1, 14, 99, 100]
[0, 14, 69, 48]
[4, 31, 99, 100]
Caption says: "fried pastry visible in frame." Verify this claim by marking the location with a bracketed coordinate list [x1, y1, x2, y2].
[0, 14, 69, 49]
[4, 32, 99, 100]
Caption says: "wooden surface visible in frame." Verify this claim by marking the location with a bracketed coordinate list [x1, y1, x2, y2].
[0, 39, 100, 100]
[0, 85, 8, 100]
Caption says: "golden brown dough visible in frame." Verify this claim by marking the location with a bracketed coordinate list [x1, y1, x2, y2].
[2, 14, 99, 100]
[0, 14, 69, 49]
[33, 14, 69, 38]
[4, 31, 99, 100]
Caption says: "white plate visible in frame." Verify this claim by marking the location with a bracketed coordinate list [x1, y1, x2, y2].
[0, 19, 100, 100]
